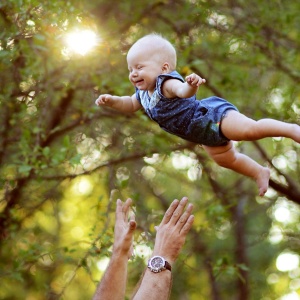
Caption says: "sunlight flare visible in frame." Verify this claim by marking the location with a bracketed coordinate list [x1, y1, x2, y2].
[65, 29, 98, 55]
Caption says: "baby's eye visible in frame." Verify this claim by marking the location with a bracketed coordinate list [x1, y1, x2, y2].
[137, 65, 143, 70]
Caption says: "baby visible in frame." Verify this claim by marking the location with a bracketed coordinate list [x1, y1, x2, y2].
[95, 33, 300, 196]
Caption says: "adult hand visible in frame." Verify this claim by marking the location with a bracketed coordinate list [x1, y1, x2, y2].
[93, 198, 136, 300]
[113, 198, 136, 259]
[152, 196, 194, 265]
[131, 197, 194, 300]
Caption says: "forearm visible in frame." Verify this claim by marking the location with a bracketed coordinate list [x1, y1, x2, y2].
[131, 269, 172, 300]
[93, 253, 128, 300]
[110, 96, 139, 113]
[177, 82, 198, 99]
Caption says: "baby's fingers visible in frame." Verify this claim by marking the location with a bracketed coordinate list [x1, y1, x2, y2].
[95, 96, 104, 105]
[95, 95, 109, 106]
[186, 74, 205, 86]
[185, 74, 194, 83]
[192, 77, 206, 86]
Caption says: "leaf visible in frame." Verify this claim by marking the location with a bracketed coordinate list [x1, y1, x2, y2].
[42, 146, 50, 157]
[69, 153, 82, 165]
[18, 165, 32, 174]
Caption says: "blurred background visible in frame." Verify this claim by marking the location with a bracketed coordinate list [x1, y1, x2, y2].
[0, 0, 300, 299]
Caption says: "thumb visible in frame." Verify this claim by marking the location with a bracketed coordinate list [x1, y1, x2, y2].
[129, 220, 137, 232]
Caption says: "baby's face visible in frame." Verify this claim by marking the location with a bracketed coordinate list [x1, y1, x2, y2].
[127, 44, 165, 94]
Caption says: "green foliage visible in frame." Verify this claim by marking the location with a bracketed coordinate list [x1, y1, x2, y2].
[0, 0, 300, 299]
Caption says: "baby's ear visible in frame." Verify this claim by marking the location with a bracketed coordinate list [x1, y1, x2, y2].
[161, 62, 171, 73]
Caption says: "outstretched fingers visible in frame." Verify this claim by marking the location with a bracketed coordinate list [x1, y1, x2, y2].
[176, 203, 194, 231]
[158, 197, 191, 229]
[122, 198, 133, 215]
[116, 198, 132, 220]
[168, 196, 189, 225]
[160, 199, 180, 225]
[180, 214, 194, 235]
[114, 198, 137, 258]
[115, 198, 123, 217]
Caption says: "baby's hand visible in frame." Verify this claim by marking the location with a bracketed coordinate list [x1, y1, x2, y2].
[95, 94, 113, 106]
[185, 73, 206, 87]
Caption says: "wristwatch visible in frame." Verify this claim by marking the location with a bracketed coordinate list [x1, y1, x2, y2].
[147, 256, 172, 273]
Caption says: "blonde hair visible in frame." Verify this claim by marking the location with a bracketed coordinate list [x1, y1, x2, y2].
[131, 33, 177, 70]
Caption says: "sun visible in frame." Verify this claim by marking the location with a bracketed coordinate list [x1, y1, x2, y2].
[65, 29, 98, 55]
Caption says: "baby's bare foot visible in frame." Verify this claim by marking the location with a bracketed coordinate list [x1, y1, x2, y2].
[256, 167, 270, 196]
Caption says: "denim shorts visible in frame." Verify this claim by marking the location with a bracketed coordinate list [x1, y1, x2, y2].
[180, 96, 239, 147]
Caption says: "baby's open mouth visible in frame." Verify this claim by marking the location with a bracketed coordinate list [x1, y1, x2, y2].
[135, 79, 144, 84]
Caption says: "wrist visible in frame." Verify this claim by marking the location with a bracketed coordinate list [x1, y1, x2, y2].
[111, 247, 131, 260]
[147, 255, 172, 273]
[183, 85, 198, 98]
[151, 251, 175, 266]
[110, 253, 128, 262]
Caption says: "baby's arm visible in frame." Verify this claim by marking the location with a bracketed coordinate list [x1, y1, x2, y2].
[162, 73, 206, 99]
[95, 94, 142, 113]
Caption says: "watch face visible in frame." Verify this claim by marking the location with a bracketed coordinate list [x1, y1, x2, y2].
[149, 256, 165, 272]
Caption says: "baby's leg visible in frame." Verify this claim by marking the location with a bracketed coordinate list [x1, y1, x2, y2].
[221, 110, 300, 143]
[203, 142, 270, 196]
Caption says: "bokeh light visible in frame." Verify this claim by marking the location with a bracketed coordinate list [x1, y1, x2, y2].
[276, 252, 300, 272]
